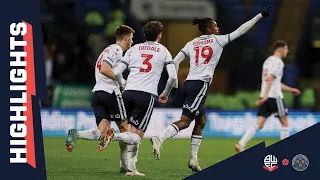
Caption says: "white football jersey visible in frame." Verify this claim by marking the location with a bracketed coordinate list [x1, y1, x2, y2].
[121, 41, 173, 96]
[260, 56, 284, 98]
[181, 34, 230, 83]
[92, 44, 123, 94]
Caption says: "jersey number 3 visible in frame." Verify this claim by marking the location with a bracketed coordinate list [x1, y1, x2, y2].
[194, 46, 213, 66]
[140, 54, 153, 72]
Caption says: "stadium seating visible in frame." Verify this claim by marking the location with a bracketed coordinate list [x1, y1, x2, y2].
[310, 0, 320, 14]
[251, 0, 279, 48]
[219, 0, 279, 48]
[74, 0, 111, 26]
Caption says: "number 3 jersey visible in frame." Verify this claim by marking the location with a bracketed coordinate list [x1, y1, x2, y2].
[92, 44, 123, 94]
[181, 34, 230, 83]
[120, 41, 173, 96]
[260, 56, 284, 99]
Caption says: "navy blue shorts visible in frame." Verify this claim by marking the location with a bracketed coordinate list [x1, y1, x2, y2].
[257, 98, 288, 118]
[91, 91, 127, 125]
[182, 80, 209, 120]
[123, 90, 156, 132]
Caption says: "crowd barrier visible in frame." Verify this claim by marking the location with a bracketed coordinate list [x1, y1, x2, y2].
[41, 108, 320, 138]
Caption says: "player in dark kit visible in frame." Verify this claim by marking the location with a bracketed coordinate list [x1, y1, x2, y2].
[150, 6, 273, 172]
[65, 25, 135, 173]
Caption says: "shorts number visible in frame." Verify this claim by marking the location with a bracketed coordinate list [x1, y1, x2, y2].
[194, 46, 214, 66]
[140, 54, 153, 72]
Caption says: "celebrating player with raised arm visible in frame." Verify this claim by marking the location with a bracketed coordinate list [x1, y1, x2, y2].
[65, 25, 134, 173]
[235, 40, 301, 153]
[150, 6, 273, 172]
[98, 21, 177, 176]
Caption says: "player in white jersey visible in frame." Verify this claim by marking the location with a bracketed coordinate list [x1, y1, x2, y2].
[65, 25, 135, 173]
[235, 40, 301, 152]
[98, 21, 177, 176]
[149, 6, 273, 172]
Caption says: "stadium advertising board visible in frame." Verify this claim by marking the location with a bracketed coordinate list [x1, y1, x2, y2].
[41, 108, 319, 138]
[130, 0, 216, 20]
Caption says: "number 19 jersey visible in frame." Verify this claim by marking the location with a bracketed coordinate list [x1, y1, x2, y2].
[121, 41, 173, 96]
[181, 34, 229, 83]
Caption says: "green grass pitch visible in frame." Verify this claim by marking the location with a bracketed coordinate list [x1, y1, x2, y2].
[44, 138, 278, 180]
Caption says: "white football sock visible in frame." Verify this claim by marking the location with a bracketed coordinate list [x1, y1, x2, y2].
[191, 135, 202, 160]
[127, 144, 139, 171]
[159, 124, 179, 143]
[239, 124, 259, 148]
[280, 127, 289, 140]
[77, 129, 101, 140]
[119, 141, 128, 168]
[113, 132, 141, 145]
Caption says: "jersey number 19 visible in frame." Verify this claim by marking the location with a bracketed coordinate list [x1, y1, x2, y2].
[194, 46, 213, 66]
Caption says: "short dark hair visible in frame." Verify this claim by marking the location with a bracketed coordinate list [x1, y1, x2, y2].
[272, 40, 287, 52]
[192, 17, 214, 34]
[115, 25, 135, 41]
[143, 21, 163, 41]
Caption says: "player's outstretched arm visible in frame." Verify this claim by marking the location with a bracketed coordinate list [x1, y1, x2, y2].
[159, 63, 178, 103]
[225, 6, 272, 46]
[281, 83, 301, 96]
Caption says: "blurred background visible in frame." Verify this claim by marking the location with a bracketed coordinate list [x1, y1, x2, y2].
[41, 1, 320, 178]
[40, 0, 319, 111]
[40, 0, 320, 139]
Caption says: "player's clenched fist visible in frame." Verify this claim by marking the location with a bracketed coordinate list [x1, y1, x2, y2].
[158, 94, 168, 103]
